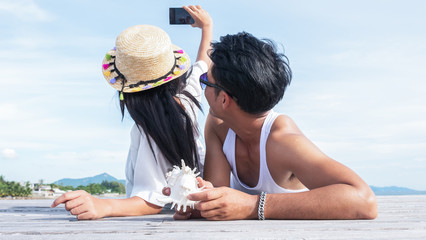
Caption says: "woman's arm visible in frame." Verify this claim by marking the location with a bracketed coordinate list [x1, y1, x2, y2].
[51, 190, 162, 220]
[184, 5, 213, 65]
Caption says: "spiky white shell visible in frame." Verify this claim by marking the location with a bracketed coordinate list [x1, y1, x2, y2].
[159, 160, 203, 212]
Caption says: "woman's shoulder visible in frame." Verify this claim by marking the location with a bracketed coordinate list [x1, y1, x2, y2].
[130, 123, 147, 139]
[186, 60, 208, 87]
[180, 60, 207, 96]
[192, 60, 208, 72]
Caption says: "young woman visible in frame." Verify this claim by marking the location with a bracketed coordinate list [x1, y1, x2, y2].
[51, 5, 213, 220]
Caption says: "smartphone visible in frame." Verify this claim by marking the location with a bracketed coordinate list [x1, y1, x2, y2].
[169, 8, 195, 25]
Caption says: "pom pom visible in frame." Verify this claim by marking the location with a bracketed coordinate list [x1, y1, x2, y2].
[109, 78, 116, 84]
[130, 87, 142, 92]
[103, 71, 111, 77]
[105, 53, 111, 61]
[164, 76, 173, 82]
[119, 92, 124, 100]
[180, 57, 187, 63]
[102, 64, 110, 70]
[153, 80, 163, 87]
[176, 50, 184, 54]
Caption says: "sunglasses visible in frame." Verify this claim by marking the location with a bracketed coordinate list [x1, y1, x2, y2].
[199, 73, 235, 99]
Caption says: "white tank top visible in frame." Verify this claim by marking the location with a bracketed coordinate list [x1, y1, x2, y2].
[222, 110, 309, 195]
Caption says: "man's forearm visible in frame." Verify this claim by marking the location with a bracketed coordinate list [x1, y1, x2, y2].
[262, 184, 377, 220]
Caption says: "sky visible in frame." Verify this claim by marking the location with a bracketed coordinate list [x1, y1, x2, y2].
[1, 0, 425, 190]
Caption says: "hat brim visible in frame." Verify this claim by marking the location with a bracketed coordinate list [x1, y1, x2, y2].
[101, 44, 191, 93]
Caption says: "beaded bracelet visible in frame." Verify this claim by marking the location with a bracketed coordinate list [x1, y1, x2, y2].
[258, 192, 266, 220]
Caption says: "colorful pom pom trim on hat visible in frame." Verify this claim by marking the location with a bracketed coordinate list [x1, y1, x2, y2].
[102, 47, 189, 95]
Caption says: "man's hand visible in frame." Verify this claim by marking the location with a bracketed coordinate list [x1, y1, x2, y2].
[51, 190, 110, 220]
[188, 187, 258, 220]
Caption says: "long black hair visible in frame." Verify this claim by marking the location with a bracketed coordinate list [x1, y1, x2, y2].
[119, 69, 201, 169]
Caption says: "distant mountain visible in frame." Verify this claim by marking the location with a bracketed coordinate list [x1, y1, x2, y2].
[53, 174, 426, 196]
[54, 173, 126, 188]
[370, 186, 426, 195]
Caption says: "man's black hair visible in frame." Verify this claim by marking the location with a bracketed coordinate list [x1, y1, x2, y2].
[210, 32, 292, 114]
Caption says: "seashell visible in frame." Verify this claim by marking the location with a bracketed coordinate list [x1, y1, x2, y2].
[158, 160, 203, 212]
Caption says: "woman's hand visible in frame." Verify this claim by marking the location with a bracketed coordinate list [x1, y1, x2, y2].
[183, 5, 213, 65]
[51, 190, 110, 220]
[183, 5, 213, 30]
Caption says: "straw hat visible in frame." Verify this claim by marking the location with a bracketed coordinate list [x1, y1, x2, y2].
[101, 25, 191, 94]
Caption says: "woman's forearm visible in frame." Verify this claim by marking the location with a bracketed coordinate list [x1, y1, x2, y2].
[103, 196, 163, 217]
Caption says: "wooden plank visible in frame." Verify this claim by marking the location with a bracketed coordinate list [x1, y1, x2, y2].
[1, 195, 426, 239]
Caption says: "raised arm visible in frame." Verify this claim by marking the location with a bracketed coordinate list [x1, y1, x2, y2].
[184, 5, 213, 65]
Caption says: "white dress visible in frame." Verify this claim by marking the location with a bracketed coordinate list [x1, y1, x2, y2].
[125, 61, 207, 207]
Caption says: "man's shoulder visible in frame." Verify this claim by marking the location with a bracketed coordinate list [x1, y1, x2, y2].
[266, 115, 312, 164]
[205, 114, 229, 143]
[269, 114, 304, 144]
[271, 114, 300, 132]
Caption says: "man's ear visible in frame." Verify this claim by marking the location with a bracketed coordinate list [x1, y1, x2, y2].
[221, 92, 232, 109]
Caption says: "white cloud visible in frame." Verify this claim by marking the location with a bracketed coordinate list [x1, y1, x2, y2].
[42, 150, 127, 180]
[0, 35, 111, 52]
[0, 0, 53, 22]
[0, 35, 111, 90]
[0, 104, 22, 120]
[366, 142, 426, 155]
[322, 37, 426, 76]
[2, 148, 17, 159]
[45, 150, 126, 164]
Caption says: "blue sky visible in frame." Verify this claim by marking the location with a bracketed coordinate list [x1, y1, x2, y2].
[1, 0, 425, 190]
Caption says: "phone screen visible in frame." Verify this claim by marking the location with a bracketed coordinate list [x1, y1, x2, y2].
[169, 8, 195, 25]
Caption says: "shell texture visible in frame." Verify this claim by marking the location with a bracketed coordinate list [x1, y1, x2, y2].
[159, 160, 203, 212]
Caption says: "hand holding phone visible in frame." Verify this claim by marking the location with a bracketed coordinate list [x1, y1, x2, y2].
[170, 5, 213, 65]
[169, 8, 195, 25]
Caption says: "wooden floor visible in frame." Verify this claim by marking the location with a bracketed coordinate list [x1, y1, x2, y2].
[1, 195, 425, 240]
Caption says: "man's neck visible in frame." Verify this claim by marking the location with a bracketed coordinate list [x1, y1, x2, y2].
[225, 110, 270, 145]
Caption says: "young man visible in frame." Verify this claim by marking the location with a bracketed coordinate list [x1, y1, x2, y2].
[186, 32, 377, 220]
